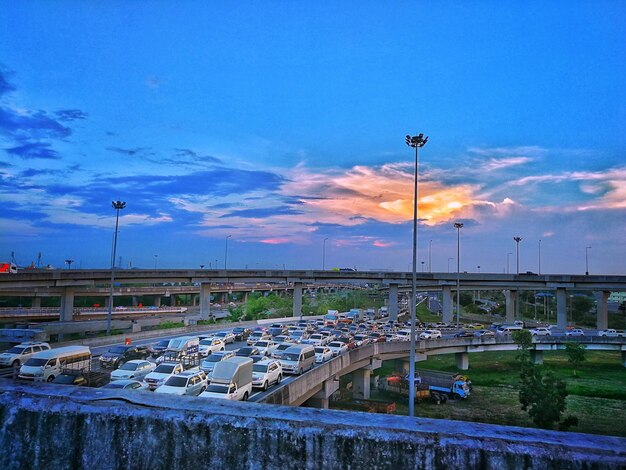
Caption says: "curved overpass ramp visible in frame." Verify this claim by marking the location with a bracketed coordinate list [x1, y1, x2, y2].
[259, 337, 626, 406]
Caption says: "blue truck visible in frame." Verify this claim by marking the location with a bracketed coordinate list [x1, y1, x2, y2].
[415, 369, 472, 399]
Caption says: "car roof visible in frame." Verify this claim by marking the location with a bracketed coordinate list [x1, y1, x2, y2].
[125, 359, 151, 364]
[255, 358, 278, 365]
[178, 369, 204, 377]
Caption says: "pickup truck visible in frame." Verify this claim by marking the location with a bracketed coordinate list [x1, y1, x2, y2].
[52, 369, 111, 387]
[99, 345, 149, 369]
[143, 362, 185, 391]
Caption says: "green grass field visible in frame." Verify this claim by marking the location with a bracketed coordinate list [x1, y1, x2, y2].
[334, 350, 626, 437]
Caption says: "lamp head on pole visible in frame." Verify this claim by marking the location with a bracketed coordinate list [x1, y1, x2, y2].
[514, 236, 523, 243]
[112, 201, 126, 210]
[405, 133, 429, 148]
[454, 222, 464, 230]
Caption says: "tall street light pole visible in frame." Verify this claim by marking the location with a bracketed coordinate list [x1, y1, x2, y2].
[405, 132, 428, 418]
[513, 237, 523, 274]
[538, 239, 542, 275]
[585, 246, 592, 275]
[322, 237, 329, 270]
[65, 259, 73, 270]
[428, 240, 432, 273]
[107, 200, 126, 336]
[154, 254, 158, 269]
[224, 235, 232, 270]
[454, 222, 464, 328]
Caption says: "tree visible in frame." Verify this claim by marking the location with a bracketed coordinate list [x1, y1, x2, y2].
[564, 342, 586, 377]
[513, 329, 576, 430]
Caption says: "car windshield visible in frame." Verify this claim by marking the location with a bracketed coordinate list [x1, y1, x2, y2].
[164, 376, 188, 387]
[206, 384, 228, 393]
[120, 362, 139, 371]
[282, 353, 299, 361]
[255, 341, 269, 347]
[205, 354, 222, 362]
[109, 346, 128, 354]
[6, 346, 26, 354]
[315, 347, 325, 354]
[153, 364, 176, 373]
[199, 339, 214, 345]
[233, 328, 244, 333]
[104, 382, 129, 389]
[328, 342, 342, 348]
[25, 358, 48, 367]
[253, 364, 269, 373]
[291, 331, 303, 337]
[216, 332, 227, 337]
[156, 340, 169, 347]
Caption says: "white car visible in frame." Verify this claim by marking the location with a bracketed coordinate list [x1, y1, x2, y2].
[143, 362, 185, 391]
[247, 331, 270, 346]
[598, 329, 625, 337]
[200, 350, 236, 378]
[198, 338, 226, 356]
[0, 341, 51, 368]
[393, 330, 411, 342]
[530, 327, 552, 337]
[154, 370, 208, 396]
[253, 340, 278, 357]
[314, 346, 333, 363]
[214, 331, 236, 344]
[327, 341, 348, 357]
[251, 359, 282, 390]
[419, 330, 442, 340]
[306, 334, 326, 346]
[110, 360, 156, 381]
[270, 342, 293, 360]
[565, 328, 585, 337]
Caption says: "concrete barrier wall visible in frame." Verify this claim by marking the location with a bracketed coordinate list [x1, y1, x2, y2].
[0, 381, 624, 470]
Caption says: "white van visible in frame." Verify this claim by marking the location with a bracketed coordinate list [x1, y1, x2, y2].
[496, 325, 523, 336]
[18, 345, 91, 382]
[279, 344, 315, 375]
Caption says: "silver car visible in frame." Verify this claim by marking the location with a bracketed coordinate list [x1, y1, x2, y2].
[154, 370, 208, 396]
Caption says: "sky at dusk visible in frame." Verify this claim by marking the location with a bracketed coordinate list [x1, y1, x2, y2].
[1, 2, 625, 274]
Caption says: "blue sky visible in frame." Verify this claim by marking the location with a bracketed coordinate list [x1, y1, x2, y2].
[1, 2, 625, 274]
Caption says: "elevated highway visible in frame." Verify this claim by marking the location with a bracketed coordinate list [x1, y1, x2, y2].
[2, 269, 625, 329]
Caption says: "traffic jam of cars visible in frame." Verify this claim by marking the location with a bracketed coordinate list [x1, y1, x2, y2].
[1, 308, 621, 401]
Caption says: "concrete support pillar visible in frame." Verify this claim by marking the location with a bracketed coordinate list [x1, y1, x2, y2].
[192, 294, 198, 307]
[622, 351, 626, 368]
[132, 296, 138, 307]
[60, 287, 75, 322]
[305, 378, 339, 409]
[153, 296, 161, 307]
[530, 350, 544, 365]
[388, 284, 399, 321]
[442, 286, 453, 324]
[353, 369, 371, 399]
[594, 291, 610, 331]
[556, 288, 567, 329]
[200, 284, 212, 320]
[292, 282, 303, 317]
[455, 352, 469, 371]
[244, 292, 249, 303]
[504, 290, 517, 323]
[31, 297, 41, 309]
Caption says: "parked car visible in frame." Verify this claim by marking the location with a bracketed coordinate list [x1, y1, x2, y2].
[148, 340, 170, 358]
[154, 370, 208, 396]
[474, 329, 495, 338]
[0, 341, 51, 368]
[454, 331, 475, 338]
[270, 342, 294, 360]
[530, 327, 552, 336]
[102, 379, 148, 391]
[327, 341, 349, 357]
[247, 331, 271, 346]
[253, 340, 278, 357]
[419, 330, 442, 340]
[565, 328, 585, 337]
[143, 362, 185, 391]
[232, 327, 252, 341]
[200, 350, 236, 377]
[314, 346, 333, 363]
[236, 346, 260, 357]
[110, 360, 156, 381]
[214, 331, 236, 344]
[99, 345, 149, 370]
[251, 358, 282, 390]
[198, 337, 226, 356]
